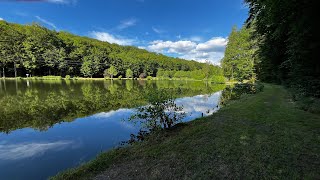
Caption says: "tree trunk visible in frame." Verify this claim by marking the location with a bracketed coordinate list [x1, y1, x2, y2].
[14, 61, 17, 78]
[2, 67, 5, 78]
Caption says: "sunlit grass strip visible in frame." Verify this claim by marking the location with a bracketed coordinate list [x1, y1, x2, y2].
[51, 84, 320, 179]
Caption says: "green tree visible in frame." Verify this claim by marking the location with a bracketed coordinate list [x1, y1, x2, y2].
[80, 48, 102, 78]
[81, 61, 92, 78]
[245, 0, 319, 97]
[222, 26, 256, 82]
[57, 48, 67, 75]
[0, 22, 25, 77]
[126, 68, 133, 79]
[0, 22, 12, 77]
[203, 60, 211, 80]
[42, 47, 60, 75]
[107, 65, 118, 79]
[0, 20, 224, 79]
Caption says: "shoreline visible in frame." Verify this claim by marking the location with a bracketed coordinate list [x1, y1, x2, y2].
[51, 84, 320, 179]
[1, 77, 235, 84]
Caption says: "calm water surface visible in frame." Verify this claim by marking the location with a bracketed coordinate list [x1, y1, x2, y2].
[0, 79, 225, 180]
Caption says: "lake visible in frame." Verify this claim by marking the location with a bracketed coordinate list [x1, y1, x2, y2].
[0, 79, 226, 180]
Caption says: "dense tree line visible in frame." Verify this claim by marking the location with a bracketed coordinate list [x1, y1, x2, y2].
[0, 20, 222, 79]
[222, 0, 319, 97]
[244, 0, 319, 97]
[221, 26, 256, 82]
[157, 68, 225, 83]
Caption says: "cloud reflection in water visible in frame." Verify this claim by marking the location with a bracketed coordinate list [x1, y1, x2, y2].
[0, 141, 73, 160]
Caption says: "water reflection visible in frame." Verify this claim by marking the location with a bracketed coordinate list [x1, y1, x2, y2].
[0, 79, 225, 134]
[0, 141, 73, 160]
[0, 79, 226, 180]
[219, 83, 264, 106]
[176, 92, 222, 120]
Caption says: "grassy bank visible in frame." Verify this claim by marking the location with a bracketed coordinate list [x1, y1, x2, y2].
[53, 84, 320, 179]
[1, 77, 228, 83]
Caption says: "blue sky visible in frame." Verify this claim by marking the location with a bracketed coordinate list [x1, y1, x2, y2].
[0, 0, 248, 64]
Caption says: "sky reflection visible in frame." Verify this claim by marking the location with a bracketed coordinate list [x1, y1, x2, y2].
[0, 91, 222, 180]
[0, 141, 73, 160]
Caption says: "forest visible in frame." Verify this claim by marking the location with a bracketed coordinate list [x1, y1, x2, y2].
[222, 0, 319, 98]
[1, 0, 319, 96]
[0, 20, 223, 79]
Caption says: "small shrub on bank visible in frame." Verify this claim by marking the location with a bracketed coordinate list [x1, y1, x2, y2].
[139, 73, 147, 79]
[220, 83, 265, 106]
[42, 76, 62, 80]
[129, 89, 185, 130]
[211, 76, 226, 84]
[65, 75, 71, 80]
[292, 94, 320, 114]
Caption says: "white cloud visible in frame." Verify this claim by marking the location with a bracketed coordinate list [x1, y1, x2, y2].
[94, 109, 134, 119]
[0, 17, 3, 21]
[180, 50, 225, 65]
[152, 27, 165, 34]
[0, 141, 73, 160]
[175, 91, 222, 121]
[90, 31, 135, 45]
[149, 40, 196, 54]
[196, 37, 227, 52]
[147, 37, 228, 65]
[35, 16, 57, 29]
[117, 18, 137, 30]
[47, 0, 77, 4]
[138, 46, 146, 49]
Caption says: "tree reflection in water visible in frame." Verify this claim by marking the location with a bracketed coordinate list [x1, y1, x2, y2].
[0, 79, 226, 134]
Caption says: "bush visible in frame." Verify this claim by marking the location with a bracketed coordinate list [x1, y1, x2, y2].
[103, 69, 109, 78]
[65, 75, 71, 80]
[118, 75, 122, 79]
[129, 89, 186, 130]
[211, 76, 226, 84]
[126, 69, 133, 79]
[41, 76, 62, 80]
[139, 73, 147, 79]
[28, 76, 39, 80]
[146, 76, 153, 80]
[293, 93, 320, 114]
[256, 83, 264, 92]
[220, 83, 265, 106]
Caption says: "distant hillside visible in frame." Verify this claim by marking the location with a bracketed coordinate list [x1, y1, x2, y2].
[0, 20, 222, 78]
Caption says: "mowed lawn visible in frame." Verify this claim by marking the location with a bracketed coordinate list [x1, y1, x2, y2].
[53, 84, 320, 180]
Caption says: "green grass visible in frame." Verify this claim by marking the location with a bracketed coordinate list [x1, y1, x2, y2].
[52, 84, 320, 179]
[40, 76, 63, 80]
